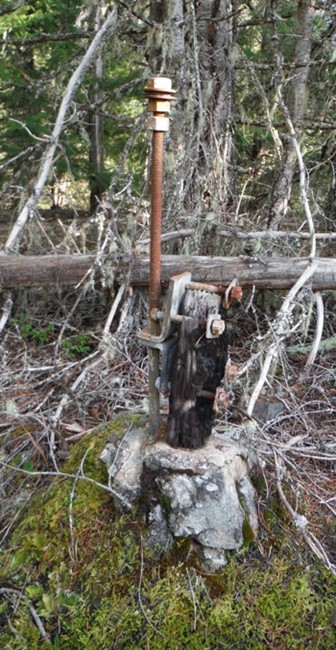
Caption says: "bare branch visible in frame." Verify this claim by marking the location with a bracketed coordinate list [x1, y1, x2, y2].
[0, 30, 93, 46]
[274, 452, 336, 576]
[219, 225, 336, 242]
[0, 293, 13, 334]
[305, 292, 324, 369]
[247, 261, 318, 416]
[0, 587, 49, 640]
[4, 7, 118, 252]
[0, 461, 132, 510]
[138, 534, 165, 637]
[0, 0, 29, 17]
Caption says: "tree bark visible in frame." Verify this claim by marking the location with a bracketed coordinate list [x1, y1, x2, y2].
[146, 1, 236, 239]
[0, 254, 334, 290]
[267, 0, 314, 229]
[88, 3, 106, 214]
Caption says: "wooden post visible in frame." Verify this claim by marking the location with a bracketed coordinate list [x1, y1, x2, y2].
[166, 287, 229, 448]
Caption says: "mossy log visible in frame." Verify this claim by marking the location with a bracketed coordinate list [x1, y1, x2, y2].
[0, 253, 335, 290]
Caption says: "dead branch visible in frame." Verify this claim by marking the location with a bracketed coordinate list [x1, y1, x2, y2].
[4, 7, 118, 252]
[0, 461, 132, 510]
[275, 91, 316, 257]
[136, 229, 194, 248]
[0, 587, 49, 640]
[304, 292, 324, 369]
[273, 451, 336, 576]
[219, 226, 336, 242]
[0, 293, 13, 334]
[247, 261, 318, 415]
[0, 254, 335, 290]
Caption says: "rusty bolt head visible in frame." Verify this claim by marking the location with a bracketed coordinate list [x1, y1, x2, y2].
[211, 318, 225, 336]
[150, 307, 164, 321]
[144, 77, 176, 115]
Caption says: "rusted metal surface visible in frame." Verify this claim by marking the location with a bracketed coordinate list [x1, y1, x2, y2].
[149, 129, 164, 320]
[144, 77, 176, 321]
[206, 314, 225, 338]
[144, 77, 176, 435]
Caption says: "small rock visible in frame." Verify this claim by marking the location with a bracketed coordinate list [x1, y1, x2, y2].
[146, 503, 173, 550]
[100, 428, 147, 508]
[201, 546, 227, 572]
[253, 398, 285, 423]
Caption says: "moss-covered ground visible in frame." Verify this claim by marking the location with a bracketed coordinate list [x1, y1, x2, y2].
[0, 415, 335, 649]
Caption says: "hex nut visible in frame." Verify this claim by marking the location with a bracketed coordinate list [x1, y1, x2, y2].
[211, 318, 225, 336]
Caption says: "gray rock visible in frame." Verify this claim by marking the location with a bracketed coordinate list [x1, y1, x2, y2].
[201, 546, 227, 572]
[146, 503, 173, 550]
[100, 427, 259, 571]
[253, 398, 285, 423]
[100, 428, 147, 509]
[143, 434, 258, 571]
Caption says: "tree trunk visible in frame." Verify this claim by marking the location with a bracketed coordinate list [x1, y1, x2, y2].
[0, 254, 334, 290]
[146, 1, 236, 242]
[88, 4, 106, 214]
[267, 0, 314, 229]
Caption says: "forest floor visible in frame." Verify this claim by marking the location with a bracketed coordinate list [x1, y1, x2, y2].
[1, 286, 335, 553]
[0, 211, 335, 647]
[0, 301, 335, 647]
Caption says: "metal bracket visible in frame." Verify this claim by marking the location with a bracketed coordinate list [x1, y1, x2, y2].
[137, 271, 191, 348]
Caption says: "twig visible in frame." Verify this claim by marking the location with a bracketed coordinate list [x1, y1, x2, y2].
[247, 342, 278, 416]
[186, 568, 198, 632]
[305, 292, 324, 369]
[68, 448, 90, 562]
[279, 261, 318, 318]
[0, 587, 49, 640]
[273, 451, 336, 576]
[247, 262, 318, 415]
[138, 534, 165, 637]
[9, 118, 49, 143]
[28, 601, 49, 640]
[102, 282, 126, 337]
[274, 80, 316, 257]
[0, 461, 132, 510]
[136, 229, 194, 248]
[4, 7, 118, 252]
[0, 292, 13, 334]
[22, 427, 48, 465]
[219, 225, 336, 241]
[51, 351, 101, 431]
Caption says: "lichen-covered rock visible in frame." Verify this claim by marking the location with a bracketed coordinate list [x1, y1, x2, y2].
[100, 428, 147, 509]
[100, 426, 259, 571]
[143, 433, 258, 570]
[146, 502, 173, 549]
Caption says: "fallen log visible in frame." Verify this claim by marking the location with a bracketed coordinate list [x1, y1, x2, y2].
[136, 255, 336, 291]
[0, 253, 335, 290]
[0, 253, 96, 288]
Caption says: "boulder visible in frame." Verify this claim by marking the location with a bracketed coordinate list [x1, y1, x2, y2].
[100, 425, 259, 571]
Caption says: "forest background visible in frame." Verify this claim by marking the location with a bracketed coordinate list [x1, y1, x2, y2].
[0, 0, 336, 647]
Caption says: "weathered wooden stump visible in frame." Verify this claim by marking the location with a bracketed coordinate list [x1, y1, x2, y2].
[166, 288, 229, 448]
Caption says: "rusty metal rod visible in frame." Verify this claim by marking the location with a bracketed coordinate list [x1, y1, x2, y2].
[148, 116, 165, 437]
[144, 77, 176, 436]
[149, 129, 164, 319]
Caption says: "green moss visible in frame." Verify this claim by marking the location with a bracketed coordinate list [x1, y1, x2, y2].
[242, 515, 256, 546]
[0, 415, 335, 649]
